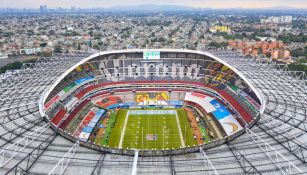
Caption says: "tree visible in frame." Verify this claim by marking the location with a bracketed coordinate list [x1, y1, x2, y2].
[53, 45, 62, 53]
[38, 51, 52, 57]
[209, 41, 227, 48]
[92, 45, 100, 50]
[265, 52, 271, 58]
[288, 64, 307, 74]
[0, 61, 22, 74]
[48, 30, 55, 36]
[89, 30, 94, 37]
[0, 59, 37, 74]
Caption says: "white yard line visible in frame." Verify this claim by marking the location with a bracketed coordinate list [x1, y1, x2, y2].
[175, 111, 185, 147]
[118, 110, 130, 149]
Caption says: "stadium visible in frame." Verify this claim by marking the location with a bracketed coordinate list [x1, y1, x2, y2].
[0, 49, 306, 174]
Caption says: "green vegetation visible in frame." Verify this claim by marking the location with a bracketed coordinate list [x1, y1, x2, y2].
[291, 46, 307, 58]
[209, 41, 228, 48]
[288, 53, 307, 75]
[107, 109, 196, 150]
[53, 44, 62, 53]
[64, 31, 81, 37]
[100, 110, 119, 146]
[216, 32, 261, 40]
[0, 61, 22, 74]
[288, 63, 307, 75]
[277, 33, 307, 44]
[0, 59, 37, 74]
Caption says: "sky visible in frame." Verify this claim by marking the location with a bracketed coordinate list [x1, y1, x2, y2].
[0, 0, 307, 9]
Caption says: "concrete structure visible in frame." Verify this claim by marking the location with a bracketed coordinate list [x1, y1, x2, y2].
[0, 49, 306, 174]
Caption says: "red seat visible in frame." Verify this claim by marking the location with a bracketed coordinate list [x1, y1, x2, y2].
[59, 99, 90, 129]
[51, 108, 67, 126]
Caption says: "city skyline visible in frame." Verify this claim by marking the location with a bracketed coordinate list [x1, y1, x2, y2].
[1, 0, 307, 9]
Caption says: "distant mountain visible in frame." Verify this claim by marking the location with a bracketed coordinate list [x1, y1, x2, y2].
[105, 4, 204, 11]
[264, 6, 296, 10]
[0, 4, 306, 14]
[105, 4, 307, 11]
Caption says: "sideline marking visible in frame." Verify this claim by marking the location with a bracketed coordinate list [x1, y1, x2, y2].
[118, 110, 130, 148]
[175, 111, 185, 147]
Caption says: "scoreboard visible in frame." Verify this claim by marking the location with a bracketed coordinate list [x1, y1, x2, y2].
[143, 51, 160, 60]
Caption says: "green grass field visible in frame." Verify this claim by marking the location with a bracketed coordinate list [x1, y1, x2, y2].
[107, 108, 197, 150]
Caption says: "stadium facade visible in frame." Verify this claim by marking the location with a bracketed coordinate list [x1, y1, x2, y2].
[0, 49, 306, 174]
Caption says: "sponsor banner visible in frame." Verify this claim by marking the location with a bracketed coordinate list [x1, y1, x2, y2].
[169, 101, 184, 106]
[107, 102, 133, 109]
[91, 115, 101, 124]
[237, 89, 260, 109]
[190, 92, 207, 99]
[138, 100, 168, 106]
[95, 109, 106, 117]
[44, 95, 60, 110]
[219, 115, 243, 136]
[88, 121, 97, 128]
[79, 132, 91, 141]
[63, 82, 77, 93]
[184, 92, 215, 113]
[82, 126, 94, 133]
[143, 51, 160, 60]
[86, 109, 106, 128]
[210, 99, 231, 120]
[75, 75, 95, 85]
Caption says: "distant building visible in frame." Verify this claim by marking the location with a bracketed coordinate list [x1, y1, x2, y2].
[209, 26, 231, 33]
[20, 48, 41, 55]
[271, 50, 279, 59]
[281, 16, 293, 23]
[39, 5, 47, 13]
[0, 53, 8, 59]
[260, 16, 293, 24]
[67, 27, 74, 31]
[228, 40, 291, 60]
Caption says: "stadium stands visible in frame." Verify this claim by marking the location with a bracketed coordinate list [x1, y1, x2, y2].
[0, 50, 306, 174]
[59, 99, 91, 129]
[51, 108, 67, 126]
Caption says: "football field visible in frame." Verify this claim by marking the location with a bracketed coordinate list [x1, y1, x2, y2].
[107, 108, 197, 150]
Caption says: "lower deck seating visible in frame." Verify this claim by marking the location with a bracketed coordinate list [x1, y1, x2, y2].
[95, 96, 123, 108]
[59, 99, 90, 130]
[51, 108, 67, 126]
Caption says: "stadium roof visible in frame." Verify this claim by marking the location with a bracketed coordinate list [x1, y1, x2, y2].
[0, 49, 306, 174]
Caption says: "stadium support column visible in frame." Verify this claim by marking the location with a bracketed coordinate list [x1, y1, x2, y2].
[48, 140, 80, 175]
[0, 123, 50, 167]
[199, 147, 219, 175]
[245, 128, 303, 174]
[131, 150, 139, 175]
